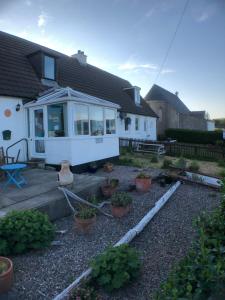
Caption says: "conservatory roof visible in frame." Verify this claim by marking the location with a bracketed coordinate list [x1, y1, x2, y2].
[25, 87, 121, 109]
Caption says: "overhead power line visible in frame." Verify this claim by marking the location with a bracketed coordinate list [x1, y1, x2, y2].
[154, 0, 190, 83]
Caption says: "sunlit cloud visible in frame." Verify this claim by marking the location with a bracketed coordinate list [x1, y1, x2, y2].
[161, 68, 175, 75]
[38, 13, 47, 28]
[118, 62, 158, 71]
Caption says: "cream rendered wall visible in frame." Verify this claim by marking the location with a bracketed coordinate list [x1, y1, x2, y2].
[117, 113, 157, 141]
[0, 97, 27, 161]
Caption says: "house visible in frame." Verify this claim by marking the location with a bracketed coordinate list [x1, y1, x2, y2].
[145, 84, 215, 136]
[0, 31, 157, 170]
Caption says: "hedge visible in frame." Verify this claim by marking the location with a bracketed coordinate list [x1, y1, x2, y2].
[155, 179, 225, 299]
[165, 128, 223, 145]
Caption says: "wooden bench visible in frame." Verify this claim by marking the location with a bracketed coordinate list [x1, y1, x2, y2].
[135, 142, 166, 155]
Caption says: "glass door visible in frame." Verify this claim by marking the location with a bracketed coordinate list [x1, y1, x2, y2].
[32, 108, 45, 156]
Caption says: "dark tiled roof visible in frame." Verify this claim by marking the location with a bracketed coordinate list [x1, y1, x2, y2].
[145, 84, 190, 114]
[0, 31, 157, 118]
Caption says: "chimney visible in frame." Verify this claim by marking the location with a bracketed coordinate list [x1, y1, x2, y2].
[175, 91, 179, 97]
[71, 50, 87, 65]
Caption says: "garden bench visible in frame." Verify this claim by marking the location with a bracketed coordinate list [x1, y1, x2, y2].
[135, 142, 166, 155]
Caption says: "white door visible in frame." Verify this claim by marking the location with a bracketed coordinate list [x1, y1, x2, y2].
[31, 107, 46, 157]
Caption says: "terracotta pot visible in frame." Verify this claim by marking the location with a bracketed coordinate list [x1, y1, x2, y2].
[135, 177, 152, 192]
[75, 215, 96, 234]
[101, 185, 116, 198]
[0, 257, 13, 294]
[103, 163, 113, 173]
[111, 204, 131, 218]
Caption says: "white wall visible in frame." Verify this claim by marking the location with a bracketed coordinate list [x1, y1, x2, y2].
[0, 97, 27, 161]
[117, 113, 157, 141]
[44, 136, 119, 166]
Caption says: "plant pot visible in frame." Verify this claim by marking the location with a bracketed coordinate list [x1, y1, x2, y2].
[103, 163, 113, 173]
[135, 177, 152, 192]
[2, 130, 11, 141]
[101, 185, 116, 198]
[111, 204, 131, 218]
[75, 215, 96, 234]
[0, 257, 13, 294]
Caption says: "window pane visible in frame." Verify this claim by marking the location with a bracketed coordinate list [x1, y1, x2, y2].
[74, 104, 89, 135]
[144, 119, 147, 131]
[90, 106, 104, 136]
[105, 109, 116, 134]
[135, 117, 139, 130]
[44, 56, 55, 80]
[48, 103, 67, 137]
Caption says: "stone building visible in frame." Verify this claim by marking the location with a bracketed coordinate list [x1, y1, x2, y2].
[145, 84, 215, 136]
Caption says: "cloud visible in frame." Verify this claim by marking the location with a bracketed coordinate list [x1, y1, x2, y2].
[17, 30, 29, 38]
[118, 62, 158, 71]
[38, 13, 47, 28]
[195, 2, 219, 23]
[161, 68, 175, 75]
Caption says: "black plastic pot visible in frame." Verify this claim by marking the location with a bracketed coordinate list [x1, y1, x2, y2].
[2, 130, 11, 140]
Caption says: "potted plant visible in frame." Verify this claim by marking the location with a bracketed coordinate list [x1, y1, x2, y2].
[111, 192, 132, 218]
[101, 178, 119, 198]
[0, 257, 13, 294]
[88, 162, 98, 173]
[103, 162, 114, 173]
[75, 206, 96, 234]
[135, 173, 152, 192]
[2, 130, 11, 141]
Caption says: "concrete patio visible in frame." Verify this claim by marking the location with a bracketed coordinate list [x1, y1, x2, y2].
[0, 168, 105, 220]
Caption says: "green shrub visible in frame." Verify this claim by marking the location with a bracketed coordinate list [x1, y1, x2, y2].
[219, 169, 225, 178]
[117, 157, 142, 168]
[189, 160, 200, 172]
[165, 128, 223, 145]
[218, 159, 225, 168]
[111, 192, 133, 207]
[155, 179, 225, 300]
[151, 155, 159, 163]
[71, 284, 98, 300]
[0, 210, 55, 255]
[174, 157, 187, 169]
[91, 244, 141, 291]
[76, 207, 96, 219]
[0, 261, 8, 275]
[162, 158, 173, 169]
[136, 173, 151, 179]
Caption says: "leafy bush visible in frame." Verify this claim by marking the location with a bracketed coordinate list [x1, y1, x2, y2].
[111, 192, 133, 207]
[0, 261, 8, 275]
[218, 159, 225, 168]
[91, 244, 141, 291]
[189, 160, 200, 172]
[155, 179, 225, 299]
[174, 157, 187, 169]
[117, 157, 143, 168]
[70, 284, 98, 300]
[165, 128, 223, 145]
[0, 210, 55, 255]
[136, 173, 151, 179]
[162, 158, 173, 169]
[76, 207, 96, 219]
[151, 156, 159, 163]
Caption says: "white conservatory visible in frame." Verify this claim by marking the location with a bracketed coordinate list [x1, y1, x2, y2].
[25, 87, 120, 167]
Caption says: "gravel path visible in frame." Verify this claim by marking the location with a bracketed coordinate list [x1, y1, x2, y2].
[100, 183, 221, 300]
[3, 166, 167, 300]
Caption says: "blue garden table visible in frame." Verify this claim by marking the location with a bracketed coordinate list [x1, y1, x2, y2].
[0, 163, 27, 189]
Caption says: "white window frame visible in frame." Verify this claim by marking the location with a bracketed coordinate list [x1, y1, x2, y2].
[74, 103, 90, 136]
[135, 116, 140, 131]
[105, 108, 116, 135]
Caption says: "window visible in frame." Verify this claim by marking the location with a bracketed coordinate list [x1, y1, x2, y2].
[74, 104, 89, 135]
[135, 117, 139, 131]
[125, 117, 131, 131]
[47, 103, 67, 137]
[44, 55, 55, 80]
[105, 108, 116, 134]
[90, 106, 104, 136]
[144, 118, 147, 131]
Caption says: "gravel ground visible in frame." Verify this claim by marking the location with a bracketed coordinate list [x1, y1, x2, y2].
[100, 183, 221, 300]
[2, 166, 167, 300]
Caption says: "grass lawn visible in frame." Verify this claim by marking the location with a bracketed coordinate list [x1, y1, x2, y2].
[118, 151, 225, 178]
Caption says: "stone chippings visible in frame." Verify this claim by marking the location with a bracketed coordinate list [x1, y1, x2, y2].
[3, 166, 220, 300]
